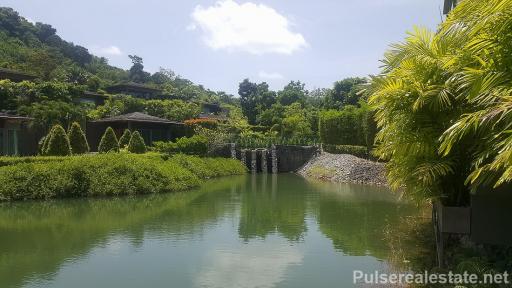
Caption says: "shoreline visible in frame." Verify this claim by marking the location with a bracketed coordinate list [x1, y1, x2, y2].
[297, 152, 388, 187]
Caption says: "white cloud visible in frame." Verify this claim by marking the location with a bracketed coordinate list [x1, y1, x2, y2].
[190, 0, 307, 55]
[90, 45, 123, 56]
[258, 70, 284, 80]
[196, 241, 303, 288]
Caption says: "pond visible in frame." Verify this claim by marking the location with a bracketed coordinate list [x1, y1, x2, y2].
[0, 174, 417, 288]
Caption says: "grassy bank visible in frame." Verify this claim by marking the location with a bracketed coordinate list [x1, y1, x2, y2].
[0, 153, 246, 201]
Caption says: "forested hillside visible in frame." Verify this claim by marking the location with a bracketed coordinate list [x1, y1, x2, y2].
[0, 7, 233, 104]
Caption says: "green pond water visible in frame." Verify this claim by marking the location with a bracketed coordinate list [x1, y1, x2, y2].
[0, 174, 417, 288]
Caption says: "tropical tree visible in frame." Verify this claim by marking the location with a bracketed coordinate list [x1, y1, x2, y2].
[369, 0, 512, 205]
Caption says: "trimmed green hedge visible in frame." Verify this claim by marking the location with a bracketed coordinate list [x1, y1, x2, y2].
[0, 154, 246, 201]
[153, 135, 208, 156]
[0, 156, 67, 167]
[319, 107, 367, 146]
[323, 144, 368, 158]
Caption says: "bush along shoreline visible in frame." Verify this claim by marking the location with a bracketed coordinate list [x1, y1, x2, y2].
[0, 153, 247, 202]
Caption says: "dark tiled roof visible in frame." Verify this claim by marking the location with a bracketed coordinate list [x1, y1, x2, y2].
[0, 112, 32, 120]
[83, 91, 108, 98]
[0, 68, 37, 81]
[106, 82, 162, 93]
[92, 112, 183, 124]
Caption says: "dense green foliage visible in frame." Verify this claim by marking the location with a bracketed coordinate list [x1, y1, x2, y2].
[174, 135, 208, 155]
[68, 122, 89, 154]
[0, 6, 378, 154]
[44, 125, 71, 156]
[319, 105, 369, 146]
[323, 78, 367, 109]
[98, 127, 119, 153]
[370, 0, 512, 204]
[88, 96, 201, 122]
[153, 135, 208, 156]
[0, 154, 246, 201]
[127, 131, 146, 154]
[323, 145, 368, 159]
[118, 129, 131, 148]
[0, 155, 66, 167]
[236, 77, 369, 144]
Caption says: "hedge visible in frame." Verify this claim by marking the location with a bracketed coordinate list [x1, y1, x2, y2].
[323, 144, 369, 159]
[153, 135, 208, 156]
[0, 156, 68, 167]
[0, 154, 247, 201]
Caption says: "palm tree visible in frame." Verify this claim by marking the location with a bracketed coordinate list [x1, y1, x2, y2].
[369, 0, 512, 205]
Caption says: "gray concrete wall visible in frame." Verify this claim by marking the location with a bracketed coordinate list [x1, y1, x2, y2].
[276, 145, 318, 172]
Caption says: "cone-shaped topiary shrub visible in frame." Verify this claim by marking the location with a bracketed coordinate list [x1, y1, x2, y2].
[45, 125, 72, 156]
[68, 122, 89, 155]
[118, 129, 132, 148]
[127, 131, 147, 154]
[98, 127, 120, 153]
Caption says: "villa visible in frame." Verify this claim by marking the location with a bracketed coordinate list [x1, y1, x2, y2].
[0, 112, 37, 156]
[86, 112, 188, 150]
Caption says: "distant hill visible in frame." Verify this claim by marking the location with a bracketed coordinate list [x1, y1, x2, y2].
[0, 7, 235, 104]
[0, 7, 128, 84]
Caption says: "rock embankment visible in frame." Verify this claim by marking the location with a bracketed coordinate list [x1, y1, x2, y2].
[297, 153, 387, 186]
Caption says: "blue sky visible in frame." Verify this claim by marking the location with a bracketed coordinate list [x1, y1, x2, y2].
[2, 0, 445, 94]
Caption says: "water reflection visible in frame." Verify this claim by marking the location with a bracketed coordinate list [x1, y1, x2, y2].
[0, 174, 417, 288]
[197, 236, 303, 288]
[238, 174, 307, 242]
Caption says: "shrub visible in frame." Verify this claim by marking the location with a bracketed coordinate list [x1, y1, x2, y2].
[323, 144, 368, 159]
[127, 131, 147, 154]
[68, 122, 89, 154]
[175, 135, 208, 155]
[0, 156, 66, 167]
[45, 125, 72, 156]
[118, 129, 132, 148]
[98, 127, 119, 153]
[154, 135, 208, 156]
[153, 141, 177, 154]
[0, 154, 246, 201]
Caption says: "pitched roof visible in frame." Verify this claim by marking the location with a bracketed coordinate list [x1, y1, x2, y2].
[83, 91, 108, 98]
[0, 112, 32, 120]
[92, 112, 183, 125]
[0, 68, 37, 81]
[106, 82, 162, 93]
